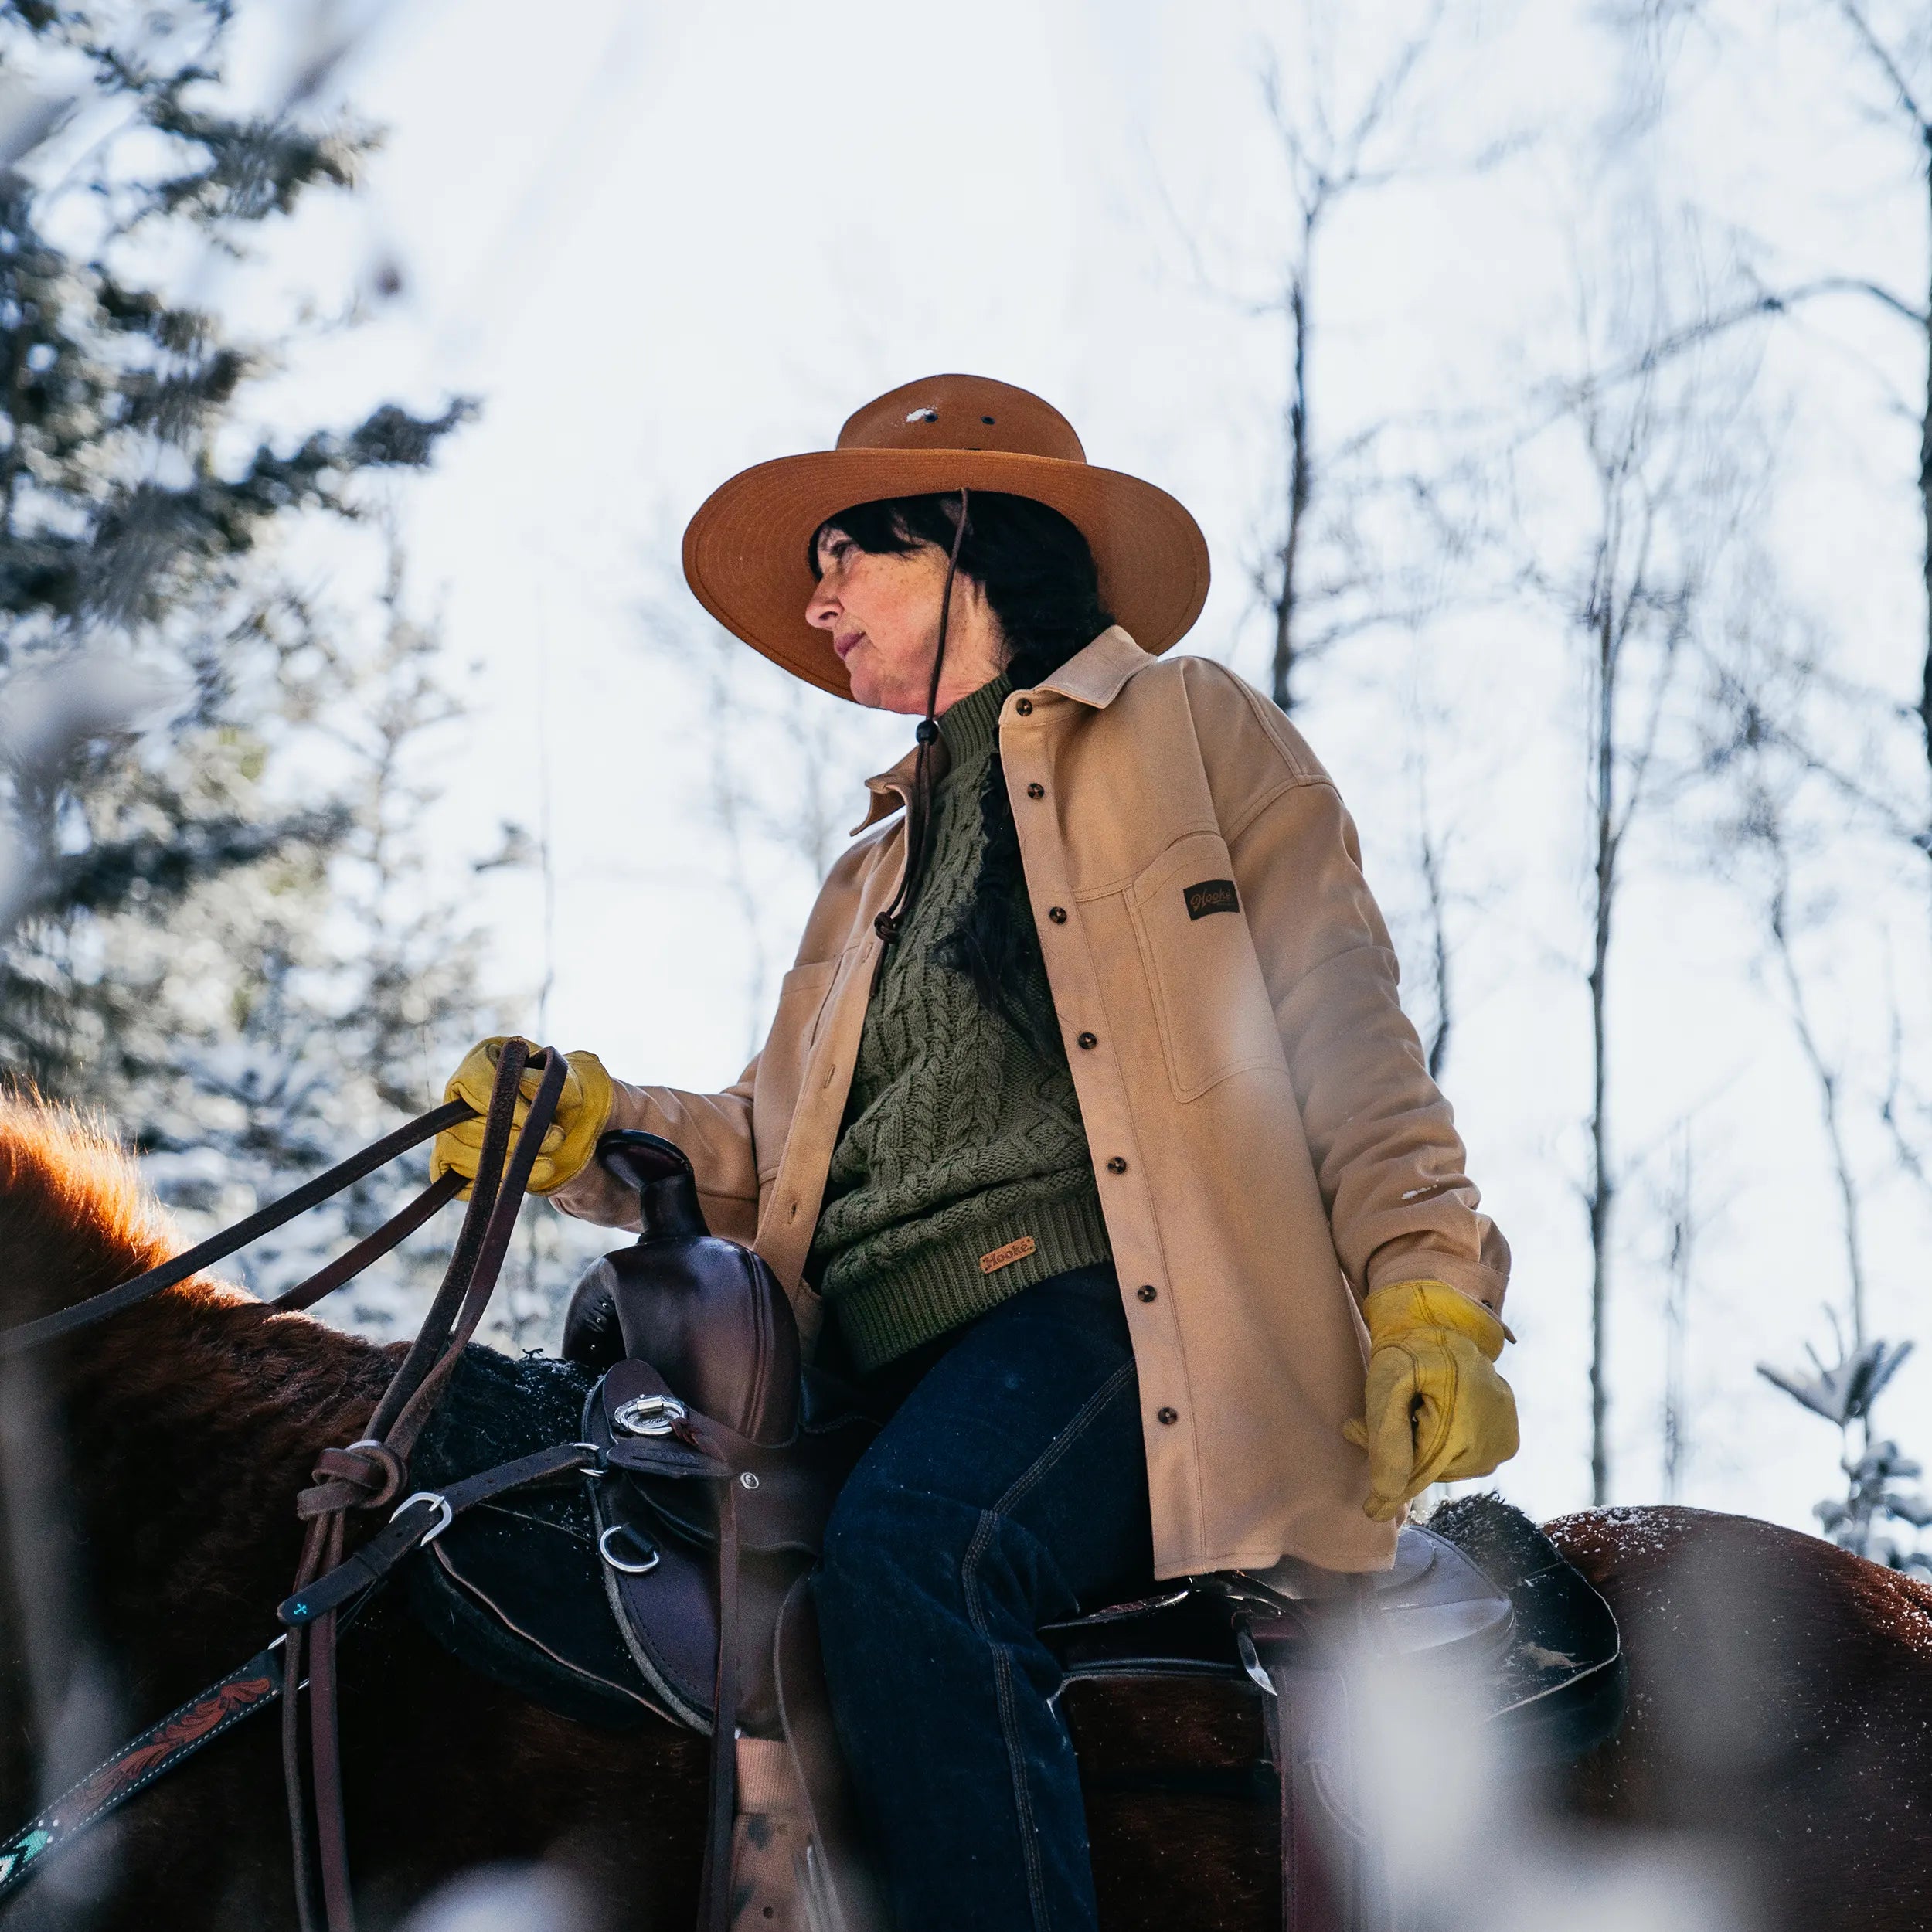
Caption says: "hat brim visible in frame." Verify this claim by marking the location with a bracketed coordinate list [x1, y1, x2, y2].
[682, 449, 1210, 700]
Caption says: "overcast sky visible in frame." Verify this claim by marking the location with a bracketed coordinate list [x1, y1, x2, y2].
[183, 0, 1932, 1535]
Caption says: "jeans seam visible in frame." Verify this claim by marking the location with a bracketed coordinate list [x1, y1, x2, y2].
[959, 1355, 1137, 1932]
[966, 1515, 1050, 1928]
[992, 1357, 1137, 1519]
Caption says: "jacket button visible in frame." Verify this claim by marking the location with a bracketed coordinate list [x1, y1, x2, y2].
[1138, 1284, 1157, 1302]
[1015, 697, 1033, 715]
[1157, 1406, 1179, 1426]
[1047, 906, 1067, 923]
[1106, 1156, 1128, 1174]
[1077, 1031, 1097, 1049]
[1026, 783, 1044, 799]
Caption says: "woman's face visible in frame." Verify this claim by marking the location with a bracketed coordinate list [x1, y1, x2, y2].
[807, 527, 1006, 714]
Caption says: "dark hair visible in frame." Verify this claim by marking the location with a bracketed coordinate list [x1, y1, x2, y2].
[809, 492, 1114, 1037]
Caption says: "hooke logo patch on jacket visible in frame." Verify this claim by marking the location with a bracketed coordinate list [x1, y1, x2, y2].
[1183, 879, 1240, 920]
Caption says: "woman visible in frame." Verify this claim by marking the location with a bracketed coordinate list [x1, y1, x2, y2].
[432, 374, 1519, 1931]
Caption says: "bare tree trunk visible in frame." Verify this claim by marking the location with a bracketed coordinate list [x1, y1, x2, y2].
[1560, 374, 1698, 1508]
[1662, 1127, 1693, 1504]
[1273, 274, 1313, 713]
[1919, 140, 1932, 789]
[1417, 786, 1454, 1081]
[1589, 593, 1618, 1505]
[1246, 9, 1458, 716]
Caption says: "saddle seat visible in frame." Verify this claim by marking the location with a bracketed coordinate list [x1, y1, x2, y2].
[1047, 1526, 1516, 1685]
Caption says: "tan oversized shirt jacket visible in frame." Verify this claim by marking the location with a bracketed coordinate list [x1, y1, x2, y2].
[556, 628, 1509, 1579]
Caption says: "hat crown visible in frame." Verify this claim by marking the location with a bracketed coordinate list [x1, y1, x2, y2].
[835, 374, 1087, 464]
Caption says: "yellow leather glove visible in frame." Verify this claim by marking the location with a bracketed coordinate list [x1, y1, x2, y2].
[430, 1036, 614, 1198]
[1342, 1280, 1520, 1523]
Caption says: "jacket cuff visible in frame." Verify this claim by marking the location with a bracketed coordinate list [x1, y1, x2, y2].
[1364, 1234, 1507, 1316]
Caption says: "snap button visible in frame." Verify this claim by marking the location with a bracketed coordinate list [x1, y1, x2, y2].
[1026, 783, 1045, 799]
[1157, 1406, 1179, 1426]
[740, 1471, 760, 1491]
[1137, 1284, 1157, 1303]
[1015, 697, 1033, 715]
[1047, 906, 1067, 923]
[1077, 1032, 1097, 1049]
[1106, 1156, 1128, 1174]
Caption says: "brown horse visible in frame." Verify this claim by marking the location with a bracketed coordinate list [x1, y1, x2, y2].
[2, 1096, 1928, 1932]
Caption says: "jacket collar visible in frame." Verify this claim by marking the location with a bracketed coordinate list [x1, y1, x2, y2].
[1037, 624, 1155, 709]
[852, 627, 1156, 835]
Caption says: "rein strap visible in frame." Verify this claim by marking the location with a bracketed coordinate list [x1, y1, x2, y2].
[0, 1100, 473, 1357]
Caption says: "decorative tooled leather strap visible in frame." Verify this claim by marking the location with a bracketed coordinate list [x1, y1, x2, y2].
[0, 1644, 285, 1905]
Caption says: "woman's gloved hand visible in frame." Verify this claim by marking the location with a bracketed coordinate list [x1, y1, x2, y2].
[1342, 1280, 1519, 1522]
[430, 1036, 614, 1197]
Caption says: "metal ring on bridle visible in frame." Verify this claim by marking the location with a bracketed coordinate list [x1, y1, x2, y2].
[390, 1489, 454, 1546]
[613, 1393, 689, 1437]
[598, 1523, 662, 1575]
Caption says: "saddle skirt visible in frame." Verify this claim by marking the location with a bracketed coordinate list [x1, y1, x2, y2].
[580, 1355, 871, 1733]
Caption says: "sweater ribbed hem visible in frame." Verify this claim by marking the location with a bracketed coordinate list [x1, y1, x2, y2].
[828, 1192, 1114, 1372]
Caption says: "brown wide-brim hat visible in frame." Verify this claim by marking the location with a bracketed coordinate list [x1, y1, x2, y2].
[682, 373, 1211, 700]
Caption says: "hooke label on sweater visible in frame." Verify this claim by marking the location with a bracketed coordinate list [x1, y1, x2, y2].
[979, 1235, 1037, 1275]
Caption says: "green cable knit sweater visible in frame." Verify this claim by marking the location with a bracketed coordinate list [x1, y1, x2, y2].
[808, 675, 1112, 1370]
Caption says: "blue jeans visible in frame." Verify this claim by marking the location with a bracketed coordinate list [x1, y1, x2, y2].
[815, 1264, 1153, 1932]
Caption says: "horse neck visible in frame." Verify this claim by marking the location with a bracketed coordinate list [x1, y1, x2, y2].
[8, 1286, 400, 1723]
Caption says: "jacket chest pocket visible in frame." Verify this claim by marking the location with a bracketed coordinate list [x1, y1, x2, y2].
[752, 958, 842, 1179]
[1127, 832, 1285, 1102]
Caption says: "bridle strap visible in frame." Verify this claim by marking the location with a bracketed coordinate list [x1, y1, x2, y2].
[386, 1049, 568, 1461]
[366, 1048, 529, 1444]
[267, 1172, 465, 1313]
[284, 1039, 568, 1932]
[0, 1098, 474, 1356]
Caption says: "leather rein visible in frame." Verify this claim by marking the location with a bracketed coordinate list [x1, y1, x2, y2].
[0, 1043, 574, 1932]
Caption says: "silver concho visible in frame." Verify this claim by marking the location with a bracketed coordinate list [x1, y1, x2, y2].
[612, 1393, 688, 1437]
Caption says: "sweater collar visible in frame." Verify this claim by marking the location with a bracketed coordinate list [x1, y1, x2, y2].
[936, 673, 1011, 772]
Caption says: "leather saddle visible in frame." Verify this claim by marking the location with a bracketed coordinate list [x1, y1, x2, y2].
[561, 1132, 877, 1730]
[560, 1131, 883, 1931]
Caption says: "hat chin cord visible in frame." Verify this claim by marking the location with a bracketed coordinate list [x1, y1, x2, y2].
[874, 485, 971, 947]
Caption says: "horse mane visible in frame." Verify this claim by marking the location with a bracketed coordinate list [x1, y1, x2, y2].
[0, 1090, 202, 1323]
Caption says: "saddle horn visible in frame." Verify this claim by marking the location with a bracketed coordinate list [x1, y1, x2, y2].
[561, 1130, 801, 1446]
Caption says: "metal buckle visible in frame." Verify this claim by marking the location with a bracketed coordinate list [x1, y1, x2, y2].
[612, 1393, 688, 1437]
[598, 1523, 662, 1576]
[390, 1490, 454, 1546]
